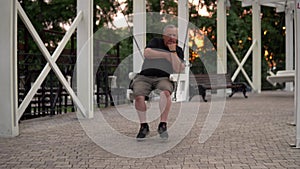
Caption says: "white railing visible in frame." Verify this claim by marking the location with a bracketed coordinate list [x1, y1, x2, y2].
[226, 40, 256, 90]
[16, 1, 86, 120]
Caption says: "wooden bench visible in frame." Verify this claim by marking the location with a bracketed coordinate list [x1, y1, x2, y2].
[189, 74, 248, 102]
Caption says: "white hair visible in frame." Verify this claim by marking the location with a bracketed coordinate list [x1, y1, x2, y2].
[163, 24, 177, 34]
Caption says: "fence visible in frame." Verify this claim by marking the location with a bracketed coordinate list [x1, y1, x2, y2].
[18, 50, 125, 120]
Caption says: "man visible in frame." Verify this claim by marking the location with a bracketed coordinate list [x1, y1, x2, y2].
[130, 24, 185, 140]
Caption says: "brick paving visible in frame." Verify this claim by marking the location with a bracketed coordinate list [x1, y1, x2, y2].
[0, 91, 299, 169]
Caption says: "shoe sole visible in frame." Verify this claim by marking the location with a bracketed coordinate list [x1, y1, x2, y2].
[136, 137, 147, 142]
[136, 131, 149, 141]
[159, 131, 168, 140]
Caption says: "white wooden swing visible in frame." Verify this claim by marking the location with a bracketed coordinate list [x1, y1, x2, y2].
[266, 70, 295, 86]
[126, 71, 188, 103]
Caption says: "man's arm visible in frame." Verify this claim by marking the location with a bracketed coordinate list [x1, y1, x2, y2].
[144, 48, 170, 60]
[144, 48, 184, 73]
[167, 44, 185, 73]
[169, 52, 185, 73]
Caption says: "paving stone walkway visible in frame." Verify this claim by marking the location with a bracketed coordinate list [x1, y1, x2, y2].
[0, 91, 299, 169]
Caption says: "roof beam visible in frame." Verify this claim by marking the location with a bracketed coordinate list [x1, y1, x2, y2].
[240, 0, 292, 7]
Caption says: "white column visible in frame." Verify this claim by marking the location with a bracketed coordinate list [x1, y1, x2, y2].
[77, 0, 93, 118]
[216, 0, 227, 98]
[0, 0, 19, 136]
[217, 0, 227, 73]
[252, 0, 261, 93]
[295, 0, 300, 148]
[177, 0, 189, 101]
[133, 0, 146, 73]
[285, 3, 294, 91]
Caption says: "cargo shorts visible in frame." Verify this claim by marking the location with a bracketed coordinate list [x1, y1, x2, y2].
[130, 75, 174, 97]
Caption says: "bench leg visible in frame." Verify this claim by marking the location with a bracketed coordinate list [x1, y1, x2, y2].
[229, 91, 235, 97]
[242, 87, 248, 98]
[202, 93, 207, 102]
[189, 92, 207, 102]
[189, 85, 196, 101]
[239, 83, 248, 98]
[190, 85, 208, 102]
[199, 87, 207, 102]
[230, 85, 248, 99]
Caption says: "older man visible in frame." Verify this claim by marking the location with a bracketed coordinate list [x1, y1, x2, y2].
[130, 24, 185, 140]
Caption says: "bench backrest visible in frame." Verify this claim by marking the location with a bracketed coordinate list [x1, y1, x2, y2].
[190, 74, 233, 89]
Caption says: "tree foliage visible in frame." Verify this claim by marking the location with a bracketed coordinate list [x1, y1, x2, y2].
[18, 0, 286, 89]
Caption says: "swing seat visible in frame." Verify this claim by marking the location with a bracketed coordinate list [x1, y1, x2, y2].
[266, 70, 295, 86]
[126, 72, 178, 102]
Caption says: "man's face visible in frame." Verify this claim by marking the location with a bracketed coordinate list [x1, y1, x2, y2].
[163, 28, 178, 47]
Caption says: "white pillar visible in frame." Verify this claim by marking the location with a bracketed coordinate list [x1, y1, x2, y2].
[217, 0, 227, 73]
[177, 0, 189, 101]
[285, 3, 294, 91]
[295, 0, 300, 148]
[252, 0, 261, 93]
[133, 0, 146, 73]
[0, 0, 19, 136]
[77, 0, 93, 118]
[216, 0, 227, 98]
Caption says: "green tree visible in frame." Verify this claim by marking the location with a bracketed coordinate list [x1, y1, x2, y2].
[18, 0, 286, 90]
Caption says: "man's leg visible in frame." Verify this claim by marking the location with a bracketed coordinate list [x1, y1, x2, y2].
[135, 95, 150, 140]
[157, 90, 171, 139]
[132, 75, 152, 123]
[156, 78, 173, 122]
[159, 90, 171, 122]
[131, 76, 153, 140]
[156, 79, 173, 139]
[135, 95, 147, 123]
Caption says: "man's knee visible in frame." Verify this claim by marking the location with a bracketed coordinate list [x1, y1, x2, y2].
[160, 90, 171, 98]
[135, 95, 146, 102]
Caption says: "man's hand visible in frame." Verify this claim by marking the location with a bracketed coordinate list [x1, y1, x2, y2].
[168, 44, 177, 52]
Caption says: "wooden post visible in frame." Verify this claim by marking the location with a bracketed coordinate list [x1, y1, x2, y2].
[285, 2, 294, 92]
[295, 0, 300, 148]
[177, 0, 190, 101]
[252, 0, 262, 93]
[216, 0, 227, 98]
[77, 0, 93, 118]
[217, 0, 227, 74]
[0, 0, 19, 137]
[133, 0, 146, 73]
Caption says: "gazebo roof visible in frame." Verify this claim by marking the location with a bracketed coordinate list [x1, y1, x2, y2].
[240, 0, 294, 12]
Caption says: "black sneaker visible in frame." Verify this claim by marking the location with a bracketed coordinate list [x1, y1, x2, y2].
[136, 123, 149, 141]
[157, 122, 168, 139]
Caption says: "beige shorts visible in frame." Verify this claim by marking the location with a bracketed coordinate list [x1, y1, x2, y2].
[130, 75, 174, 97]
